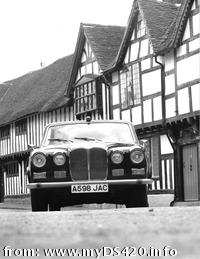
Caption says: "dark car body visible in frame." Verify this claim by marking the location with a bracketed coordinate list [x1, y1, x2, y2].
[27, 120, 153, 211]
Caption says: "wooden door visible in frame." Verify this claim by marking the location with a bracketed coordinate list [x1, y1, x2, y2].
[183, 145, 199, 201]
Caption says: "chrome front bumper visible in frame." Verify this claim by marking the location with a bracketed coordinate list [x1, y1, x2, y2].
[27, 179, 153, 189]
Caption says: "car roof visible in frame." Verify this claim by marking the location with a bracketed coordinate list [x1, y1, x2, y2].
[45, 120, 134, 128]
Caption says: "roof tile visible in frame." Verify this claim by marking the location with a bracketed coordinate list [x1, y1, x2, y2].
[0, 54, 73, 126]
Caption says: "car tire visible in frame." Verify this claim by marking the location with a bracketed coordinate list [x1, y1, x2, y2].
[31, 189, 48, 212]
[125, 185, 148, 208]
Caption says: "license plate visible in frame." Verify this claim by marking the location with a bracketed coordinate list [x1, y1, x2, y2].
[71, 184, 108, 193]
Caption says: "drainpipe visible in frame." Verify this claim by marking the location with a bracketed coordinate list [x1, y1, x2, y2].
[155, 55, 166, 130]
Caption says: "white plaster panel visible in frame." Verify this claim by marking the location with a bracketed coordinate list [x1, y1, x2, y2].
[191, 83, 200, 111]
[152, 57, 159, 67]
[182, 19, 190, 41]
[176, 44, 187, 57]
[164, 51, 174, 71]
[153, 96, 162, 121]
[122, 109, 131, 121]
[112, 72, 118, 83]
[131, 106, 142, 125]
[131, 29, 135, 41]
[130, 42, 139, 62]
[149, 42, 154, 54]
[141, 58, 151, 71]
[193, 13, 200, 35]
[112, 85, 119, 106]
[143, 99, 152, 123]
[160, 135, 173, 155]
[142, 69, 161, 96]
[81, 52, 86, 63]
[165, 74, 175, 95]
[93, 61, 99, 74]
[140, 39, 149, 58]
[113, 109, 120, 120]
[166, 97, 176, 118]
[124, 48, 130, 64]
[80, 66, 86, 76]
[178, 88, 190, 115]
[189, 38, 200, 52]
[177, 53, 200, 85]
[86, 63, 92, 74]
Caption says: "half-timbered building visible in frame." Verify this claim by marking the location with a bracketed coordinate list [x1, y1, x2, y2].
[66, 23, 126, 121]
[0, 0, 199, 205]
[0, 55, 74, 197]
[100, 0, 200, 204]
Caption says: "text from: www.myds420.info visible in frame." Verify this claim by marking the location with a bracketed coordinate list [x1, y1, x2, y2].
[2, 245, 178, 257]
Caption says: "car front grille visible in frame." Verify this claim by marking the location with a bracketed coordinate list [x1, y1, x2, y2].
[70, 148, 107, 181]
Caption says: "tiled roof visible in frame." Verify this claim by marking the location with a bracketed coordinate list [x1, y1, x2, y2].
[66, 23, 125, 97]
[83, 23, 126, 71]
[113, 0, 192, 68]
[138, 0, 189, 54]
[0, 54, 73, 126]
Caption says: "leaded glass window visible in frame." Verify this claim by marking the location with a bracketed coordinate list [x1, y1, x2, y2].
[120, 63, 141, 109]
[75, 81, 97, 115]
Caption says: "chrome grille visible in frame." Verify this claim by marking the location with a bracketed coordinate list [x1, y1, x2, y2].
[70, 148, 107, 181]
[70, 149, 88, 180]
[90, 148, 107, 180]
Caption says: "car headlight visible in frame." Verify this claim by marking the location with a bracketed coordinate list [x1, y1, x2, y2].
[32, 152, 46, 168]
[111, 151, 124, 164]
[130, 149, 144, 164]
[53, 153, 66, 166]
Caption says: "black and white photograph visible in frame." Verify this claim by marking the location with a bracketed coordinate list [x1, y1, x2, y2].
[0, 0, 200, 258]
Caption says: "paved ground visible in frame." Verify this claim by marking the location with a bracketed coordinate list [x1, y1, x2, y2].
[0, 205, 200, 258]
[0, 194, 174, 210]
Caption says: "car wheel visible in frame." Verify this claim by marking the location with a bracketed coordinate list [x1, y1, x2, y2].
[125, 185, 149, 208]
[31, 189, 48, 211]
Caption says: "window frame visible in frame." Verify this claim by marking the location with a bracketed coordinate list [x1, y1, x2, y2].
[74, 80, 97, 115]
[0, 125, 10, 139]
[15, 119, 27, 136]
[119, 62, 142, 110]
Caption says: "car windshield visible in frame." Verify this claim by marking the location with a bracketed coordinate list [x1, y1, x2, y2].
[43, 122, 136, 146]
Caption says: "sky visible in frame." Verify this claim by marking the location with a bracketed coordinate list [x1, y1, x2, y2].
[0, 0, 133, 83]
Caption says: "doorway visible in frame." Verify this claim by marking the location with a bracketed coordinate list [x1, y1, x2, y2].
[183, 144, 199, 201]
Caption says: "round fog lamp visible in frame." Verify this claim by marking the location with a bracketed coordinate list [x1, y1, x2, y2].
[32, 153, 46, 168]
[111, 151, 124, 164]
[53, 153, 66, 166]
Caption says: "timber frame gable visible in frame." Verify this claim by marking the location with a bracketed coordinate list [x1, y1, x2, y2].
[66, 23, 125, 120]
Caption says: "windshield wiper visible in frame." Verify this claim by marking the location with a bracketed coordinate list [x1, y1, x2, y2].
[48, 138, 73, 143]
[74, 137, 102, 142]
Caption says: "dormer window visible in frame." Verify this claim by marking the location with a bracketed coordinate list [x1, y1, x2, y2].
[74, 75, 102, 116]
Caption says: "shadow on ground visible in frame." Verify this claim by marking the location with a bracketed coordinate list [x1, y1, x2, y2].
[0, 194, 174, 211]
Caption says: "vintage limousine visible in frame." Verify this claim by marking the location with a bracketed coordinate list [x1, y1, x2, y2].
[27, 119, 153, 211]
